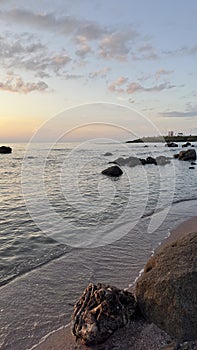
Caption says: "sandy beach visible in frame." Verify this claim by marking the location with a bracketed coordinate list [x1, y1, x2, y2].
[32, 216, 197, 350]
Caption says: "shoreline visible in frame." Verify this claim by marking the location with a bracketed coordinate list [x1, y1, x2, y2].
[32, 216, 197, 350]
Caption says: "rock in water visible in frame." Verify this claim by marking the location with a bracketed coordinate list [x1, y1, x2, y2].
[155, 155, 171, 165]
[102, 165, 123, 177]
[174, 149, 196, 161]
[182, 142, 191, 148]
[165, 142, 178, 147]
[103, 152, 113, 156]
[135, 231, 197, 341]
[0, 146, 12, 154]
[72, 283, 137, 345]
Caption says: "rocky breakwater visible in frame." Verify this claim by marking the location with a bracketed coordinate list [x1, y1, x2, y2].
[135, 231, 197, 341]
[0, 145, 12, 154]
[72, 283, 137, 345]
[110, 155, 171, 167]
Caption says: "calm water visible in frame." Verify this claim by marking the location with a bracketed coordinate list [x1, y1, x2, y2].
[0, 142, 197, 350]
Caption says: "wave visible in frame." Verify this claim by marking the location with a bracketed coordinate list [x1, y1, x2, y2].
[0, 246, 71, 288]
[142, 196, 197, 219]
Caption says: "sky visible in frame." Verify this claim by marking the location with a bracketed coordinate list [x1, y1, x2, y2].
[0, 0, 197, 142]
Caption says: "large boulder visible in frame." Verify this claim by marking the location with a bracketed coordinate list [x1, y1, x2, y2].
[72, 283, 137, 345]
[0, 146, 12, 154]
[135, 231, 197, 341]
[102, 165, 123, 177]
[174, 149, 196, 161]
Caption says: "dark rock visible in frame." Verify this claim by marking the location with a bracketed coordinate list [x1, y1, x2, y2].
[102, 165, 123, 177]
[135, 231, 197, 341]
[0, 146, 12, 154]
[174, 149, 196, 161]
[173, 153, 179, 159]
[72, 283, 137, 345]
[146, 156, 157, 165]
[182, 142, 191, 148]
[111, 156, 140, 167]
[144, 145, 149, 147]
[189, 167, 195, 169]
[139, 158, 146, 165]
[104, 152, 113, 156]
[191, 162, 196, 165]
[165, 142, 178, 147]
[126, 156, 141, 167]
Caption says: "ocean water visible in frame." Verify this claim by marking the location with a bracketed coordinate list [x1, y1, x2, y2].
[0, 142, 197, 350]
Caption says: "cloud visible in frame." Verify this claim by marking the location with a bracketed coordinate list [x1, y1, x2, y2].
[160, 110, 197, 118]
[127, 82, 175, 94]
[1, 9, 108, 40]
[109, 78, 176, 94]
[0, 33, 71, 77]
[89, 67, 110, 79]
[132, 44, 158, 60]
[155, 68, 174, 79]
[0, 76, 48, 93]
[63, 73, 83, 79]
[160, 105, 197, 118]
[75, 35, 92, 57]
[108, 76, 128, 92]
[163, 45, 197, 56]
[99, 29, 138, 61]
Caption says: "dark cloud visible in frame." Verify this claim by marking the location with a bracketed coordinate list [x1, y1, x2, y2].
[1, 9, 108, 40]
[0, 76, 48, 93]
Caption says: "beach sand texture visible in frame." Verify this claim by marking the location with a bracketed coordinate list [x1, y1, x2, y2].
[33, 217, 197, 350]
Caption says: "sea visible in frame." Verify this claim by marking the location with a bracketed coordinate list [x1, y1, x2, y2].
[0, 141, 197, 350]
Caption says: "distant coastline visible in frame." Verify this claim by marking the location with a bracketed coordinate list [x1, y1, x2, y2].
[126, 135, 197, 143]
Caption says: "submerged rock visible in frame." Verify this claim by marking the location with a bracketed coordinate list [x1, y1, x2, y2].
[146, 156, 157, 165]
[0, 146, 12, 154]
[174, 149, 196, 161]
[111, 155, 170, 167]
[102, 165, 123, 177]
[182, 142, 192, 148]
[111, 156, 140, 167]
[135, 231, 197, 341]
[165, 142, 178, 147]
[72, 283, 137, 345]
[155, 155, 171, 165]
[104, 152, 113, 156]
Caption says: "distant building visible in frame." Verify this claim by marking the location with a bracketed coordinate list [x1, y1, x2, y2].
[168, 131, 174, 137]
[177, 132, 183, 136]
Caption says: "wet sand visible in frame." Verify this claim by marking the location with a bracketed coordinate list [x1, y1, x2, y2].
[33, 216, 197, 350]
